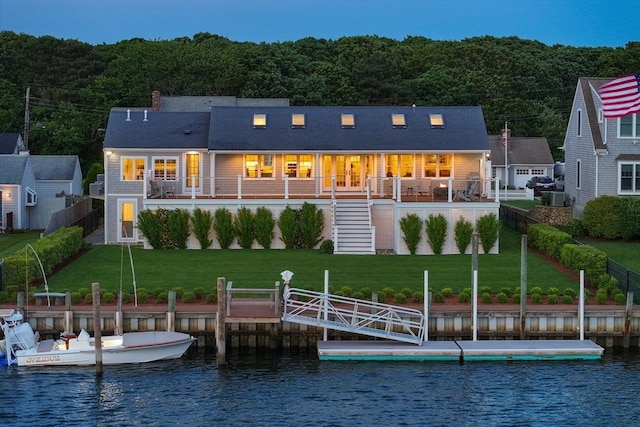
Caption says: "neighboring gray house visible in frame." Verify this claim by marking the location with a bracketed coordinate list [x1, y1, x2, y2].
[0, 133, 25, 155]
[0, 154, 37, 231]
[101, 102, 499, 254]
[563, 77, 640, 216]
[489, 131, 555, 189]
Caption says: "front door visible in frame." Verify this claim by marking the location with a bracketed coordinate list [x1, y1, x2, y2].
[335, 155, 362, 191]
[118, 199, 137, 242]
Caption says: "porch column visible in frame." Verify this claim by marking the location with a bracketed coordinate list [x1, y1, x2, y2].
[210, 152, 216, 198]
[315, 153, 320, 198]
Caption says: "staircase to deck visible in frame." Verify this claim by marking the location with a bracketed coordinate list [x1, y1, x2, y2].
[332, 199, 375, 254]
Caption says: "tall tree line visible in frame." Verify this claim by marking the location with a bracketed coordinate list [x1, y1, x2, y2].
[1, 30, 638, 170]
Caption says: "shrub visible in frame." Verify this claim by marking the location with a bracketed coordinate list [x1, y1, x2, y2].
[597, 274, 619, 295]
[393, 293, 407, 304]
[618, 197, 640, 241]
[0, 291, 8, 303]
[192, 208, 213, 249]
[399, 213, 423, 254]
[413, 291, 424, 303]
[531, 293, 543, 304]
[562, 295, 574, 304]
[353, 292, 364, 300]
[359, 287, 372, 299]
[255, 207, 275, 249]
[582, 195, 622, 239]
[206, 293, 218, 304]
[213, 208, 235, 249]
[193, 287, 206, 299]
[548, 287, 559, 295]
[278, 206, 300, 249]
[512, 294, 521, 304]
[78, 287, 90, 298]
[476, 213, 500, 253]
[527, 223, 572, 260]
[121, 292, 132, 304]
[182, 292, 196, 303]
[480, 285, 492, 294]
[499, 287, 513, 297]
[562, 218, 587, 239]
[168, 209, 191, 249]
[441, 287, 453, 298]
[71, 292, 82, 305]
[547, 294, 558, 304]
[457, 292, 471, 303]
[235, 207, 255, 249]
[299, 202, 324, 249]
[425, 213, 447, 254]
[340, 286, 353, 297]
[83, 162, 104, 195]
[559, 244, 607, 284]
[171, 287, 184, 298]
[319, 239, 334, 254]
[614, 292, 627, 305]
[454, 216, 474, 254]
[496, 292, 508, 303]
[137, 291, 148, 304]
[137, 209, 163, 249]
[595, 290, 608, 305]
[156, 291, 168, 303]
[432, 292, 444, 303]
[563, 288, 576, 298]
[381, 287, 395, 300]
[529, 286, 543, 295]
[400, 287, 414, 298]
[84, 293, 93, 304]
[480, 292, 493, 303]
[102, 291, 115, 304]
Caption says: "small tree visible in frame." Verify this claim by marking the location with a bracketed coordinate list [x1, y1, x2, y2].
[235, 207, 255, 249]
[299, 202, 324, 249]
[168, 209, 191, 249]
[137, 209, 162, 249]
[425, 213, 447, 255]
[192, 208, 213, 249]
[213, 208, 234, 249]
[399, 213, 422, 254]
[278, 206, 299, 249]
[476, 213, 500, 253]
[254, 207, 275, 249]
[454, 216, 474, 254]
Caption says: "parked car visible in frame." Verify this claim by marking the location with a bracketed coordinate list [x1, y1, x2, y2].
[526, 176, 556, 195]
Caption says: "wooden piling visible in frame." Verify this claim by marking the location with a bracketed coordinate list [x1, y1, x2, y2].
[115, 291, 123, 335]
[623, 291, 634, 349]
[64, 291, 73, 334]
[520, 234, 528, 340]
[167, 291, 176, 332]
[216, 277, 227, 365]
[92, 283, 103, 375]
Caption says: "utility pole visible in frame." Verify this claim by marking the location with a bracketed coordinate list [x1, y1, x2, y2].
[502, 121, 508, 195]
[23, 86, 30, 151]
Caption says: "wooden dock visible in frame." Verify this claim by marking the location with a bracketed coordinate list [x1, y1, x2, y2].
[316, 339, 604, 361]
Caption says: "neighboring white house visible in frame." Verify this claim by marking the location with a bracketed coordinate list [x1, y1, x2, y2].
[0, 154, 37, 231]
[563, 77, 640, 217]
[488, 131, 555, 189]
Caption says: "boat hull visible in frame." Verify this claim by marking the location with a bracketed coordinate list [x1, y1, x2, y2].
[14, 331, 195, 367]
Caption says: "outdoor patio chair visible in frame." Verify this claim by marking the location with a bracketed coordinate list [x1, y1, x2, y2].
[148, 179, 162, 198]
[455, 173, 480, 201]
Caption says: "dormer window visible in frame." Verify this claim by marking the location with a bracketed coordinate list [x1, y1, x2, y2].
[429, 113, 444, 128]
[291, 113, 305, 128]
[341, 113, 355, 128]
[253, 113, 267, 128]
[26, 187, 37, 206]
[391, 114, 406, 128]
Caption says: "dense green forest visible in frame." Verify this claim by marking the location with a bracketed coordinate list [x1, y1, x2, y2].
[1, 31, 638, 170]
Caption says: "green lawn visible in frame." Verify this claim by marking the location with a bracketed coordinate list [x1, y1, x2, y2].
[0, 231, 43, 259]
[501, 199, 541, 210]
[44, 226, 576, 295]
[579, 238, 640, 272]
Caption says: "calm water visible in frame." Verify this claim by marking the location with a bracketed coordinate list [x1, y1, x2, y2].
[1, 347, 639, 426]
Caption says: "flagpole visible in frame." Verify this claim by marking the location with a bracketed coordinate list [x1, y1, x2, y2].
[504, 121, 508, 198]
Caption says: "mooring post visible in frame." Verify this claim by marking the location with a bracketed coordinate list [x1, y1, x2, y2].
[17, 292, 24, 315]
[623, 291, 634, 349]
[64, 291, 73, 334]
[216, 277, 227, 365]
[423, 270, 429, 342]
[115, 291, 123, 335]
[167, 291, 176, 332]
[92, 282, 103, 376]
[520, 234, 528, 340]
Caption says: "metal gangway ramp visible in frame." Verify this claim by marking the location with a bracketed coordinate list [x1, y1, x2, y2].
[282, 288, 426, 345]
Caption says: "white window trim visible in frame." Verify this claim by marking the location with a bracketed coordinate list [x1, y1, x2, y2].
[121, 157, 146, 181]
[152, 156, 179, 181]
[618, 161, 640, 195]
[184, 152, 203, 192]
[244, 154, 276, 179]
[576, 158, 581, 190]
[25, 187, 37, 206]
[577, 109, 582, 137]
[283, 154, 314, 179]
[618, 114, 639, 139]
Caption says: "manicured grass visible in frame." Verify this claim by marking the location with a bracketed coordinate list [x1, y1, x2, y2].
[579, 238, 640, 272]
[0, 231, 43, 259]
[45, 226, 577, 295]
[500, 199, 541, 210]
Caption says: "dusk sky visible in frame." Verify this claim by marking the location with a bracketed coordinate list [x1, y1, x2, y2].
[0, 0, 638, 47]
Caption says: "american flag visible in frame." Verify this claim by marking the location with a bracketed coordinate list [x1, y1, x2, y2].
[598, 73, 640, 119]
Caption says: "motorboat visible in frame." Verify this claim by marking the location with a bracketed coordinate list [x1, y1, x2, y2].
[1, 309, 195, 367]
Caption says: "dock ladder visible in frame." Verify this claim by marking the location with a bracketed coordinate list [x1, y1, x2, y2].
[282, 288, 425, 345]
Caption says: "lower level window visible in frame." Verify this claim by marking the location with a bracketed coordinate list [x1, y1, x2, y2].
[620, 162, 640, 193]
[245, 154, 273, 178]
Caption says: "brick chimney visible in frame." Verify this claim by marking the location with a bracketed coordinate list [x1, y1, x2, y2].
[151, 90, 161, 111]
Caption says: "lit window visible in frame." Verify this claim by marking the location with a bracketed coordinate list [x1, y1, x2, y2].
[284, 154, 313, 178]
[186, 153, 200, 187]
[423, 154, 451, 177]
[341, 113, 355, 128]
[253, 113, 267, 128]
[391, 114, 406, 128]
[245, 154, 274, 178]
[154, 157, 178, 181]
[429, 113, 444, 128]
[291, 113, 305, 128]
[122, 157, 145, 181]
[385, 154, 414, 178]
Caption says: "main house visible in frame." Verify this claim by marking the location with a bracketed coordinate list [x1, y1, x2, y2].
[101, 97, 500, 254]
[563, 77, 640, 216]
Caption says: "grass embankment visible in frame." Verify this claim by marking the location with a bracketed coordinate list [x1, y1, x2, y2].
[579, 238, 640, 271]
[45, 226, 575, 295]
[0, 231, 43, 258]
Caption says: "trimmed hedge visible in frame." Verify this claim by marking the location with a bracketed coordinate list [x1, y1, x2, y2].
[2, 226, 84, 290]
[559, 244, 607, 285]
[528, 223, 572, 259]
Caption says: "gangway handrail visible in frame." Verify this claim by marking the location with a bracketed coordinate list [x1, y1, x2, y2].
[282, 287, 425, 345]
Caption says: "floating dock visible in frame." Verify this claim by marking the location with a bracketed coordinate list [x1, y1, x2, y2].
[317, 339, 604, 361]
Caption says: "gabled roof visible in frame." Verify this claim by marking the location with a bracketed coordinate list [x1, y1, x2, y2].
[30, 155, 80, 180]
[104, 109, 210, 150]
[208, 106, 489, 152]
[488, 135, 554, 166]
[0, 155, 29, 184]
[0, 133, 24, 155]
[580, 77, 610, 151]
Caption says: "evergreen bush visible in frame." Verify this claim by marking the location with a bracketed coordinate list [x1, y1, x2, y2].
[213, 208, 235, 249]
[399, 213, 423, 254]
[547, 294, 558, 304]
[192, 208, 213, 249]
[476, 213, 500, 253]
[278, 206, 300, 249]
[299, 202, 324, 249]
[426, 213, 447, 254]
[255, 207, 275, 249]
[496, 292, 508, 303]
[393, 293, 407, 304]
[319, 239, 334, 254]
[441, 287, 453, 298]
[235, 207, 255, 249]
[481, 292, 493, 303]
[454, 216, 474, 254]
[182, 291, 196, 303]
[582, 195, 622, 239]
[432, 292, 444, 303]
[168, 209, 191, 249]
